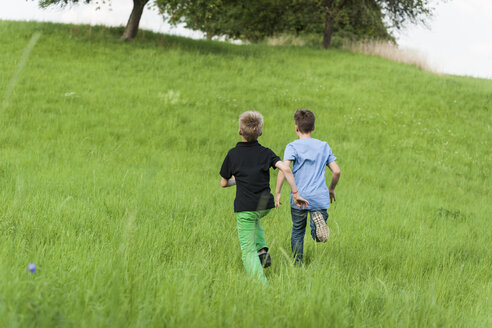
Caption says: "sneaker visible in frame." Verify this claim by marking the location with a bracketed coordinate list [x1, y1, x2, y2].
[259, 252, 271, 268]
[312, 211, 330, 242]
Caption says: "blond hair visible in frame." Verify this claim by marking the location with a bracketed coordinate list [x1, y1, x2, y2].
[239, 111, 263, 142]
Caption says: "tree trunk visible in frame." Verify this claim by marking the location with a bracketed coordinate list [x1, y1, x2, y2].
[323, 13, 334, 49]
[121, 0, 149, 41]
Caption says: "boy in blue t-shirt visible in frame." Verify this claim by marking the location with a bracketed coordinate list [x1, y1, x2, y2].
[275, 109, 341, 264]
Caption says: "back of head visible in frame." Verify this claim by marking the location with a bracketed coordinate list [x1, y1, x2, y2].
[239, 111, 263, 142]
[294, 109, 315, 133]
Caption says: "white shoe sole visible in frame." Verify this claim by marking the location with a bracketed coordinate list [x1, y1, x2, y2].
[312, 212, 330, 242]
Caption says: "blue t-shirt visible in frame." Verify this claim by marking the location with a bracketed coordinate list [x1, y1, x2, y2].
[283, 138, 336, 210]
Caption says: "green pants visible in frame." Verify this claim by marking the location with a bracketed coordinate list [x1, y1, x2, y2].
[236, 209, 271, 283]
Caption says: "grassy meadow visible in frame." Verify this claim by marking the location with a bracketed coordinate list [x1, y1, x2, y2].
[0, 21, 491, 327]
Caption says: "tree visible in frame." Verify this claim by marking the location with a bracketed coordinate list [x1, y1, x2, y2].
[159, 0, 434, 48]
[121, 0, 150, 40]
[37, 0, 152, 40]
[288, 0, 390, 49]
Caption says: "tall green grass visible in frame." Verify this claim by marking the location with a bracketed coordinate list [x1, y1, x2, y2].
[0, 21, 491, 327]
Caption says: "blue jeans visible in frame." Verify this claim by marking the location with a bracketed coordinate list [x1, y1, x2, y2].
[290, 208, 329, 263]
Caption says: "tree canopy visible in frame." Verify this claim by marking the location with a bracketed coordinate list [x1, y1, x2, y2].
[158, 0, 435, 48]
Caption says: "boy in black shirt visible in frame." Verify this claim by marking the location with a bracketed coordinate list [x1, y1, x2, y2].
[220, 111, 308, 283]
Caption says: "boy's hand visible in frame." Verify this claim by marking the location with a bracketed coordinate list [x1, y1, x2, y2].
[329, 188, 336, 203]
[293, 194, 309, 209]
[275, 192, 282, 208]
[220, 176, 236, 188]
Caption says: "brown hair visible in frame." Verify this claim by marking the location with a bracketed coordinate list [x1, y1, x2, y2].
[294, 109, 315, 133]
[239, 111, 263, 142]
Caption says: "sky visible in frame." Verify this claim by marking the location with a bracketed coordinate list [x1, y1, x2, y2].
[1, 0, 491, 79]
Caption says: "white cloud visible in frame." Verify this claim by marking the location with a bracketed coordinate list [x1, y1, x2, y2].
[396, 0, 492, 78]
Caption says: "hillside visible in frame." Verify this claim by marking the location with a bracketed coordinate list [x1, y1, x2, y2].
[0, 21, 491, 327]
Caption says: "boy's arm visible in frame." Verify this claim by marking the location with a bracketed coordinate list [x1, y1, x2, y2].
[220, 176, 236, 188]
[220, 153, 235, 188]
[275, 160, 291, 208]
[327, 161, 341, 203]
[275, 161, 309, 209]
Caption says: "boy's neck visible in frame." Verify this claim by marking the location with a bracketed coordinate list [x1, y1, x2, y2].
[241, 137, 255, 142]
[297, 132, 311, 139]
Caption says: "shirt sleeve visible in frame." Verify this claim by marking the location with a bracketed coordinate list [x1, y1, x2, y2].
[326, 145, 337, 165]
[220, 153, 232, 179]
[269, 149, 281, 169]
[283, 143, 296, 161]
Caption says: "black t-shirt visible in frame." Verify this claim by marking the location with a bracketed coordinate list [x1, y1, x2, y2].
[220, 141, 281, 212]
